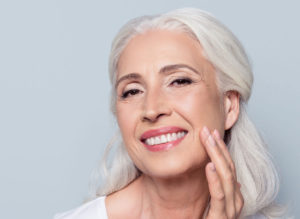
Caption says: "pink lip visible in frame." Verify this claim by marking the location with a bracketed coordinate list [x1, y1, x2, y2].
[140, 126, 186, 140]
[140, 126, 187, 152]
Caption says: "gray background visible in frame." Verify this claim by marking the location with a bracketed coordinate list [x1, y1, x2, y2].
[0, 0, 299, 218]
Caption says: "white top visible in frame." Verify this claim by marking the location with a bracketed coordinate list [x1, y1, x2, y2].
[54, 196, 108, 219]
[54, 196, 265, 219]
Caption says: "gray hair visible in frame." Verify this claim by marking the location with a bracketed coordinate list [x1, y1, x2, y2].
[89, 8, 285, 218]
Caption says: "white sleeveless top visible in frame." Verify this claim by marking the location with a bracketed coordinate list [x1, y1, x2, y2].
[54, 196, 265, 219]
[54, 196, 108, 219]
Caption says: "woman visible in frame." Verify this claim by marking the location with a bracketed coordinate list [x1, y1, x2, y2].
[55, 8, 285, 219]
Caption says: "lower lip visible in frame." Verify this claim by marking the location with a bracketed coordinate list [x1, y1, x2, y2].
[143, 134, 186, 152]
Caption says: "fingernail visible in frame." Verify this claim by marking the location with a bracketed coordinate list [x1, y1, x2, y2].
[213, 129, 221, 140]
[210, 162, 216, 171]
[208, 135, 216, 146]
[202, 126, 210, 137]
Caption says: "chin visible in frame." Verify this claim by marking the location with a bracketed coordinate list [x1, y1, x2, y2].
[140, 152, 208, 179]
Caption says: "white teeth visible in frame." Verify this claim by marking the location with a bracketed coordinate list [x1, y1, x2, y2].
[154, 136, 160, 145]
[161, 135, 167, 143]
[167, 133, 172, 142]
[178, 132, 184, 138]
[171, 133, 177, 141]
[144, 131, 186, 146]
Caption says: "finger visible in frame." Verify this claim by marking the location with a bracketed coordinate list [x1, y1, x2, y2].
[212, 129, 244, 218]
[212, 129, 237, 179]
[213, 129, 244, 217]
[234, 183, 244, 218]
[201, 126, 236, 218]
[205, 162, 226, 217]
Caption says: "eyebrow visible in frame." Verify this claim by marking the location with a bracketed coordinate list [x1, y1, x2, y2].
[115, 64, 201, 89]
[159, 64, 201, 76]
[115, 73, 141, 89]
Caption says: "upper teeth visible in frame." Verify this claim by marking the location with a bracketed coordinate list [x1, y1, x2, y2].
[144, 131, 186, 146]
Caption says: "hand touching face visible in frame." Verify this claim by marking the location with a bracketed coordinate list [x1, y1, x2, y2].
[115, 30, 238, 179]
[201, 127, 244, 219]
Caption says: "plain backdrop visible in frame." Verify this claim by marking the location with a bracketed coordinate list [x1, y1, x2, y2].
[0, 0, 299, 218]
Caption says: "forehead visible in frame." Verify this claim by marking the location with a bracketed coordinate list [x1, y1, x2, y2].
[117, 29, 214, 78]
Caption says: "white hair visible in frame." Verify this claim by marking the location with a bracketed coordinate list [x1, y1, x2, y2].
[89, 8, 286, 218]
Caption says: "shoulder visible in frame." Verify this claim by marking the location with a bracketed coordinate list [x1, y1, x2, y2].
[53, 196, 107, 219]
[105, 178, 143, 218]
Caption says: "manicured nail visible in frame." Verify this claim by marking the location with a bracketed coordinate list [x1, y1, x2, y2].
[213, 129, 221, 140]
[208, 135, 216, 146]
[210, 162, 216, 171]
[202, 126, 210, 137]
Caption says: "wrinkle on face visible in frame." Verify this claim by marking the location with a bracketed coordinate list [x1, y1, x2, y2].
[115, 29, 225, 178]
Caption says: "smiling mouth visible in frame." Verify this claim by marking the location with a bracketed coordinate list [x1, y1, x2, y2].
[141, 131, 188, 146]
[140, 126, 188, 151]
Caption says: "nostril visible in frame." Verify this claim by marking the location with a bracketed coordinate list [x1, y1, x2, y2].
[142, 113, 165, 123]
[157, 113, 165, 119]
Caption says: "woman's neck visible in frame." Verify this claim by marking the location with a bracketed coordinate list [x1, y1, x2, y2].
[139, 168, 210, 219]
[106, 167, 210, 219]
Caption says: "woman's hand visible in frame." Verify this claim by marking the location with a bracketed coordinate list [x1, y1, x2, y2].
[200, 126, 244, 219]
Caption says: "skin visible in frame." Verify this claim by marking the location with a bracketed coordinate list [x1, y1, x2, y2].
[106, 30, 244, 219]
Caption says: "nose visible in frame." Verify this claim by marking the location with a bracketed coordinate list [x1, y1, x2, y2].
[142, 89, 172, 123]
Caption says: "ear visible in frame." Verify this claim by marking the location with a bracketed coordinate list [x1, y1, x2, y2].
[224, 91, 240, 130]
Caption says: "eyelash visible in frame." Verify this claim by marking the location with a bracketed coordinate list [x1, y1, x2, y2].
[170, 78, 193, 86]
[121, 89, 141, 99]
[120, 77, 193, 99]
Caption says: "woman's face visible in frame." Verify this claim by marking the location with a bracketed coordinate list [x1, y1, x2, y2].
[115, 30, 226, 178]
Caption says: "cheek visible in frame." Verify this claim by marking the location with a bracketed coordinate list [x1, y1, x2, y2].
[170, 87, 224, 131]
[116, 102, 149, 172]
[116, 103, 137, 143]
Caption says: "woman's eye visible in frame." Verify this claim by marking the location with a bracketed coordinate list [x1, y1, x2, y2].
[121, 89, 141, 99]
[171, 78, 193, 86]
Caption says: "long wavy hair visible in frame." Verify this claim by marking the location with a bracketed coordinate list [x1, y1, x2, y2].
[88, 8, 285, 218]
